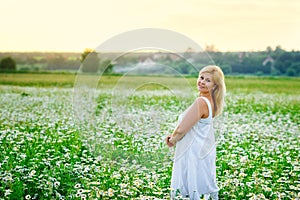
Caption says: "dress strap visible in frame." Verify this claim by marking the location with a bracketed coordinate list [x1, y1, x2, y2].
[200, 97, 212, 119]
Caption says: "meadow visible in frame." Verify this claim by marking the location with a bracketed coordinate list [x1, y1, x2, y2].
[0, 73, 299, 199]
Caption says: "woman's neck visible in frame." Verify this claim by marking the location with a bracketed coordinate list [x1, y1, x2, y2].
[199, 92, 212, 99]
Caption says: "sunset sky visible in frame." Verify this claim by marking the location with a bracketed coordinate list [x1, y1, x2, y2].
[1, 0, 300, 52]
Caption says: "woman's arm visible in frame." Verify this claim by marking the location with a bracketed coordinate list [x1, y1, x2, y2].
[168, 97, 207, 145]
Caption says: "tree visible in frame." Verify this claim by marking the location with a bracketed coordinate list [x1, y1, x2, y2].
[289, 63, 300, 76]
[47, 56, 65, 70]
[81, 49, 100, 73]
[99, 59, 114, 74]
[221, 64, 232, 74]
[0, 57, 16, 71]
[205, 44, 218, 52]
[266, 46, 272, 54]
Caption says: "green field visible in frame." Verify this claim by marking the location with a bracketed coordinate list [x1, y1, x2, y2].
[1, 73, 299, 94]
[0, 73, 299, 199]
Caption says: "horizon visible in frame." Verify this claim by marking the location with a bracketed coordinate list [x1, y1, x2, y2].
[0, 45, 297, 54]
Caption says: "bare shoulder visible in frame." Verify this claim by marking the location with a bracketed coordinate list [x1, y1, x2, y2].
[195, 97, 207, 107]
[195, 97, 209, 118]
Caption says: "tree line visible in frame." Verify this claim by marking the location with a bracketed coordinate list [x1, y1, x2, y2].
[208, 46, 300, 76]
[0, 46, 299, 76]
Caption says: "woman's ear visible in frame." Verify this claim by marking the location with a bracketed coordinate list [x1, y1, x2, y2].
[213, 85, 218, 90]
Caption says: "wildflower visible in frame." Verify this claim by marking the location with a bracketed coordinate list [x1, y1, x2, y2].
[4, 174, 13, 182]
[96, 190, 104, 198]
[54, 181, 60, 188]
[140, 196, 147, 200]
[4, 189, 12, 197]
[75, 193, 81, 198]
[25, 194, 31, 199]
[56, 161, 62, 167]
[96, 190, 101, 198]
[108, 188, 114, 197]
[124, 174, 129, 181]
[29, 170, 36, 177]
[149, 182, 154, 188]
[77, 189, 84, 194]
[74, 183, 81, 189]
[289, 185, 296, 190]
[81, 194, 87, 200]
[83, 167, 90, 173]
[257, 193, 266, 198]
[264, 187, 272, 192]
[20, 153, 26, 159]
[246, 182, 253, 187]
[133, 179, 143, 187]
[240, 155, 248, 163]
[88, 181, 100, 185]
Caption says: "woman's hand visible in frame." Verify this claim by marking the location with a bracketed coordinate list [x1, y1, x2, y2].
[165, 135, 175, 147]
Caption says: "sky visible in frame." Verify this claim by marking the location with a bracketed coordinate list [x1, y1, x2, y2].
[1, 0, 300, 52]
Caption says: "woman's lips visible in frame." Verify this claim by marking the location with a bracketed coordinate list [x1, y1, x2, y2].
[198, 85, 205, 90]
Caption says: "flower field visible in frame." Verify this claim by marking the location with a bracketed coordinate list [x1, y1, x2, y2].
[0, 74, 299, 199]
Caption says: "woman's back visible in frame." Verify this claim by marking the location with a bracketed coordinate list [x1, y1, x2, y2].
[171, 97, 219, 199]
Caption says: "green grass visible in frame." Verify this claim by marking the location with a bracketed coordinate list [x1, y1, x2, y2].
[224, 76, 300, 94]
[0, 73, 299, 94]
[0, 73, 299, 199]
[0, 73, 76, 87]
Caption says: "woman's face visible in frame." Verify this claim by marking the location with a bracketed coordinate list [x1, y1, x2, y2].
[197, 73, 215, 94]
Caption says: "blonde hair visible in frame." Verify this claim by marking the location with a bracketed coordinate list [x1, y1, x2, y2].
[199, 65, 226, 116]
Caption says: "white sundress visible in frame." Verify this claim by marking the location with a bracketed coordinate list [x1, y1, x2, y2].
[170, 97, 219, 200]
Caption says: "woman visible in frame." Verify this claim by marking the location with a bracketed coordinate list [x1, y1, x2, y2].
[166, 65, 226, 200]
